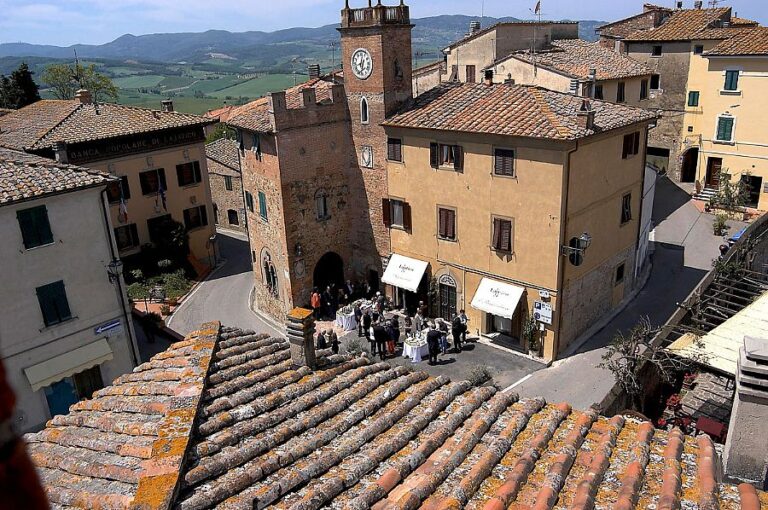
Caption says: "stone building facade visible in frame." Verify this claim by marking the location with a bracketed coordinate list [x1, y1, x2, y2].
[206, 138, 246, 233]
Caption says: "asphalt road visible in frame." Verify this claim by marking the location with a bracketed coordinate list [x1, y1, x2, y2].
[166, 230, 282, 338]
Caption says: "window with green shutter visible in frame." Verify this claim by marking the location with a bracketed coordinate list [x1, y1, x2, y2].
[687, 91, 700, 107]
[258, 191, 268, 221]
[17, 205, 54, 249]
[36, 281, 72, 327]
[724, 70, 739, 91]
[716, 116, 734, 142]
[245, 191, 254, 213]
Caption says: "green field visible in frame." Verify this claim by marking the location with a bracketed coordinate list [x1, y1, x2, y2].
[208, 74, 295, 99]
[113, 74, 165, 88]
[158, 76, 196, 89]
[118, 92, 226, 115]
[188, 76, 244, 94]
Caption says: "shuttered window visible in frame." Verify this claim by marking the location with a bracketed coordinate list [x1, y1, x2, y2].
[716, 116, 734, 142]
[36, 281, 72, 327]
[245, 191, 254, 213]
[383, 199, 411, 231]
[258, 191, 268, 221]
[387, 138, 402, 162]
[724, 70, 739, 91]
[139, 168, 167, 195]
[183, 205, 208, 230]
[621, 194, 632, 224]
[176, 161, 202, 187]
[494, 148, 515, 176]
[17, 205, 54, 249]
[492, 218, 513, 252]
[622, 132, 640, 159]
[438, 208, 456, 240]
[106, 176, 131, 203]
[688, 91, 700, 107]
[430, 143, 464, 171]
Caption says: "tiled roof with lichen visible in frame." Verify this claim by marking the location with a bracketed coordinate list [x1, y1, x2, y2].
[0, 147, 113, 205]
[384, 82, 657, 140]
[26, 322, 766, 510]
[706, 27, 768, 56]
[205, 138, 241, 172]
[625, 7, 732, 41]
[227, 76, 342, 133]
[0, 100, 81, 150]
[504, 39, 653, 81]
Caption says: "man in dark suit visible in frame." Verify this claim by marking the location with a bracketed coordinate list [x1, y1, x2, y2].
[426, 324, 441, 365]
[373, 324, 388, 360]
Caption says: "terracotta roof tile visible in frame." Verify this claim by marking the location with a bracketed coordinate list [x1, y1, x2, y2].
[504, 39, 653, 81]
[27, 322, 767, 509]
[384, 82, 657, 140]
[706, 27, 768, 56]
[0, 147, 113, 205]
[0, 100, 80, 150]
[625, 7, 733, 41]
[205, 138, 241, 172]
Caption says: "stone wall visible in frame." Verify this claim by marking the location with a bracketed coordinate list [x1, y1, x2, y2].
[207, 158, 246, 234]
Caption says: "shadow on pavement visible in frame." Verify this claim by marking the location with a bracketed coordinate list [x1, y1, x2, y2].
[207, 233, 253, 281]
[652, 175, 693, 225]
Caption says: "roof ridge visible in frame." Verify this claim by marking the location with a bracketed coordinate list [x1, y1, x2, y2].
[528, 87, 572, 139]
[23, 101, 83, 151]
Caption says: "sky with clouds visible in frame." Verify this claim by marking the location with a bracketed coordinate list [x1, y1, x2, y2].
[0, 0, 766, 46]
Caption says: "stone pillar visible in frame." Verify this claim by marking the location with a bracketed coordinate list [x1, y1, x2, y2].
[286, 308, 316, 369]
[724, 336, 768, 487]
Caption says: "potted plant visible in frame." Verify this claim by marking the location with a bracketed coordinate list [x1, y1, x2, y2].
[682, 372, 697, 390]
[523, 316, 540, 357]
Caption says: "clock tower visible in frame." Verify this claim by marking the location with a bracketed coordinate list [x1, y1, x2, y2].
[339, 1, 414, 282]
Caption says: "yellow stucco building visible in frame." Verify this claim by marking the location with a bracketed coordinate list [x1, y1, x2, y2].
[382, 82, 656, 361]
[681, 28, 768, 210]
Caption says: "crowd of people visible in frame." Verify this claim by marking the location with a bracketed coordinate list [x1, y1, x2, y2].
[309, 280, 382, 321]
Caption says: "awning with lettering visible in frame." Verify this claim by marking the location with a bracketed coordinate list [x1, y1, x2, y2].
[24, 339, 113, 392]
[382, 254, 429, 293]
[470, 278, 525, 320]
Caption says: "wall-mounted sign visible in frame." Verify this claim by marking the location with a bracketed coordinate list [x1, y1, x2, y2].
[533, 301, 553, 325]
[538, 289, 551, 300]
[95, 319, 123, 337]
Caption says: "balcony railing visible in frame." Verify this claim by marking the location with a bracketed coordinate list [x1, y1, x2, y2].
[341, 3, 410, 28]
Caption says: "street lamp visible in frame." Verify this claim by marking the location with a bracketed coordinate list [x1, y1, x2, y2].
[561, 232, 593, 267]
[107, 258, 123, 284]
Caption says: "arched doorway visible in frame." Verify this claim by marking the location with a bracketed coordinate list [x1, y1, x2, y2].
[681, 147, 699, 183]
[313, 252, 345, 291]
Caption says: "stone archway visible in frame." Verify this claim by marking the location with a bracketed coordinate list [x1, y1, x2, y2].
[681, 147, 699, 183]
[313, 252, 345, 292]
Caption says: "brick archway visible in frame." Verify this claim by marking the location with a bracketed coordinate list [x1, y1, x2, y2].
[313, 252, 345, 291]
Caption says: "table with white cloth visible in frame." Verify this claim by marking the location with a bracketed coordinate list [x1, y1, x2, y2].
[402, 338, 430, 363]
[335, 312, 357, 332]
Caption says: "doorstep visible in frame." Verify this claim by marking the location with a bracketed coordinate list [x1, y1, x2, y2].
[475, 334, 550, 366]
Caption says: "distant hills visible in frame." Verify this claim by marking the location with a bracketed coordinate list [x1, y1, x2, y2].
[0, 15, 605, 65]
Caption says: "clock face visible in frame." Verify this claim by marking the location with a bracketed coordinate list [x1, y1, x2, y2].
[351, 48, 373, 80]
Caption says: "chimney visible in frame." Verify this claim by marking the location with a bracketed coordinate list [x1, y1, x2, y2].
[74, 89, 92, 104]
[576, 98, 595, 130]
[161, 99, 174, 113]
[694, 1, 703, 8]
[308, 64, 321, 79]
[588, 68, 597, 99]
[676, 1, 683, 9]
[470, 21, 481, 34]
[484, 69, 494, 86]
[504, 74, 515, 85]
[286, 308, 317, 369]
[724, 336, 768, 486]
[54, 141, 68, 164]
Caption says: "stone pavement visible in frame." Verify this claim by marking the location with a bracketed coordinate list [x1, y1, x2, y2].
[513, 175, 748, 409]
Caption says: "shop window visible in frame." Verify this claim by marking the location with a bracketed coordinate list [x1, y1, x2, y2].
[176, 161, 202, 187]
[139, 168, 167, 195]
[44, 366, 103, 418]
[17, 205, 53, 249]
[36, 280, 72, 327]
[114, 224, 139, 252]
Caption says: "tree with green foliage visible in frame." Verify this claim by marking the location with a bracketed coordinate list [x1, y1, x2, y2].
[0, 63, 41, 109]
[205, 123, 236, 144]
[41, 62, 119, 102]
[711, 168, 750, 212]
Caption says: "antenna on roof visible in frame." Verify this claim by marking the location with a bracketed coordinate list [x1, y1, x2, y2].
[708, 0, 722, 7]
[72, 49, 83, 88]
[329, 40, 338, 70]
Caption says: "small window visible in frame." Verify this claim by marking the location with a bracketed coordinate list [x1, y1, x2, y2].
[224, 175, 233, 191]
[492, 218, 513, 253]
[36, 281, 72, 327]
[621, 194, 632, 224]
[176, 161, 202, 187]
[183, 205, 208, 230]
[651, 45, 662, 57]
[617, 81, 626, 103]
[494, 148, 515, 177]
[139, 168, 167, 195]
[716, 116, 735, 142]
[622, 132, 641, 159]
[688, 126, 694, 133]
[650, 74, 660, 90]
[258, 191, 268, 221]
[687, 91, 700, 107]
[466, 65, 476, 83]
[387, 138, 403, 162]
[106, 176, 131, 203]
[360, 97, 369, 124]
[315, 190, 330, 221]
[17, 205, 54, 249]
[114, 224, 139, 252]
[437, 207, 456, 241]
[227, 209, 239, 226]
[615, 263, 626, 285]
[245, 191, 254, 213]
[382, 198, 411, 231]
[724, 70, 739, 91]
[640, 79, 649, 100]
[694, 45, 704, 55]
[429, 143, 464, 171]
[594, 84, 604, 100]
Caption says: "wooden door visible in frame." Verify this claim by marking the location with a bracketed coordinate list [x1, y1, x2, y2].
[706, 157, 722, 188]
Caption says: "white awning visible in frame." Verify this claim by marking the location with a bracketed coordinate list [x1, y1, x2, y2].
[471, 278, 526, 320]
[24, 339, 113, 392]
[382, 254, 429, 293]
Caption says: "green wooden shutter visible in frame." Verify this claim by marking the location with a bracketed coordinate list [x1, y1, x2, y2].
[36, 281, 71, 326]
[258, 191, 268, 220]
[429, 143, 439, 168]
[18, 206, 53, 249]
[717, 117, 734, 141]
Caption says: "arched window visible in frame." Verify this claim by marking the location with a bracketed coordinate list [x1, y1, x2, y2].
[261, 251, 279, 298]
[360, 97, 369, 124]
[314, 189, 330, 221]
[438, 273, 458, 320]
